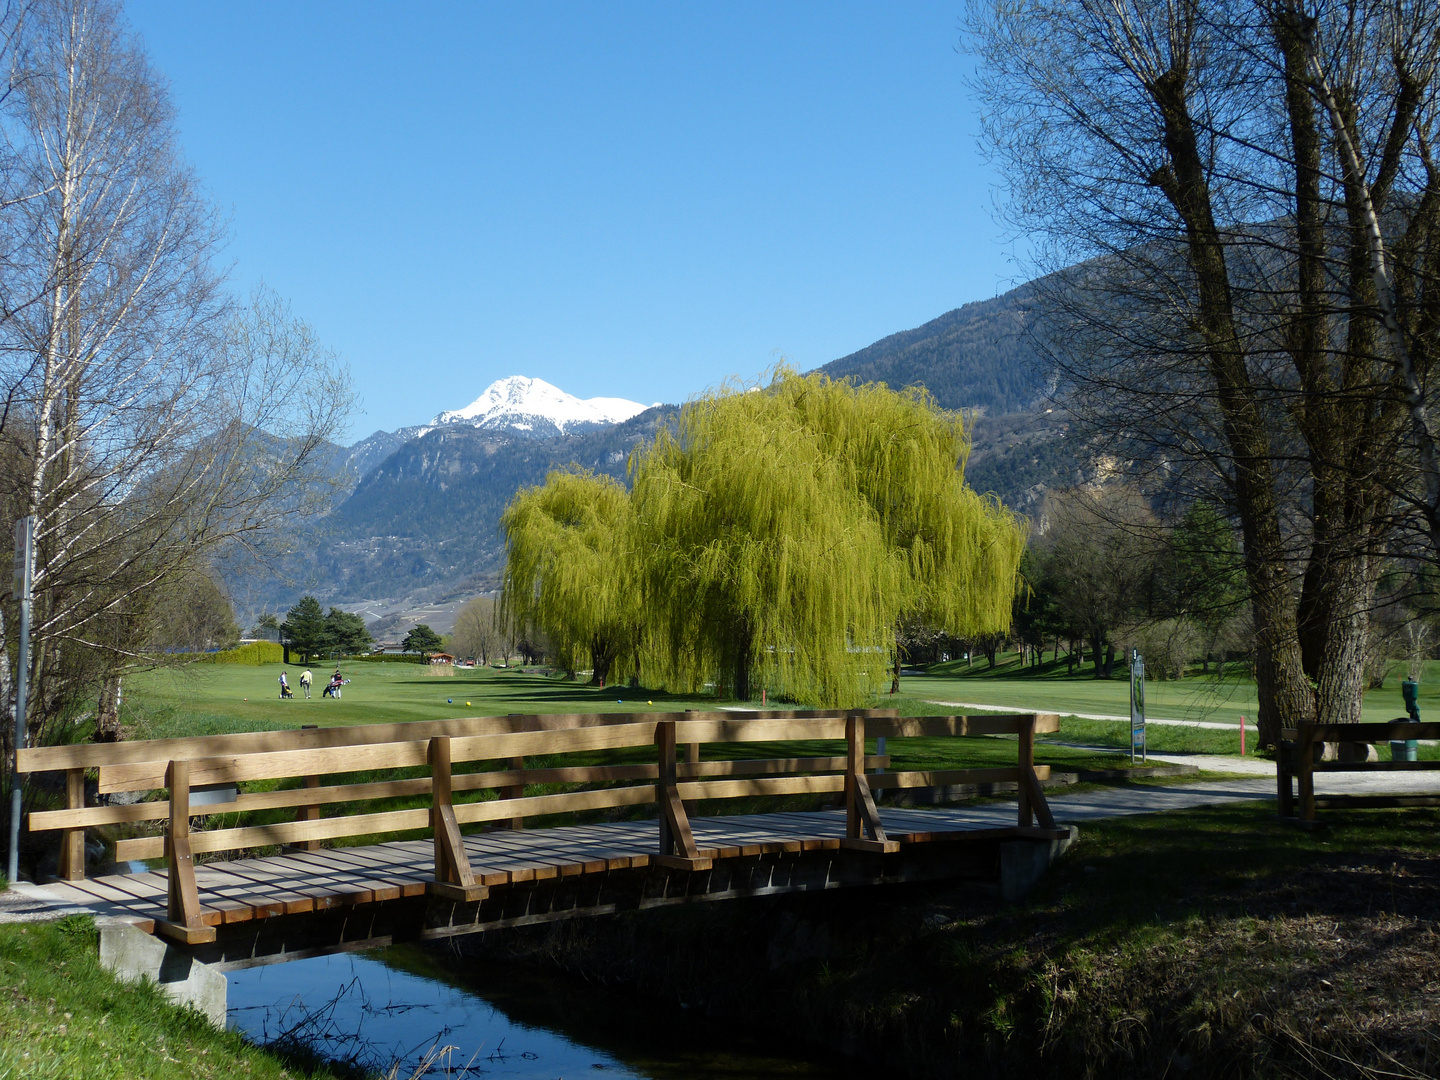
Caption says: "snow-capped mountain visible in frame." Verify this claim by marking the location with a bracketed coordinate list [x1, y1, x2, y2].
[343, 376, 660, 483]
[433, 376, 653, 435]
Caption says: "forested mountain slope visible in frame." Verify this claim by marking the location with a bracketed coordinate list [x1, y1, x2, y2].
[257, 278, 1089, 612]
[285, 407, 673, 606]
[819, 283, 1046, 415]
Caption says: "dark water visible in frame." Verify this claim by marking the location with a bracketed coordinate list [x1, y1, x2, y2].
[227, 947, 849, 1079]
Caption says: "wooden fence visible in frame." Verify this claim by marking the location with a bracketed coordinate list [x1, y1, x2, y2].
[19, 708, 1059, 943]
[1278, 720, 1440, 823]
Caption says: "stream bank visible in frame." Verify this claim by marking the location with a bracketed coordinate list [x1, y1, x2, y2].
[448, 803, 1440, 1079]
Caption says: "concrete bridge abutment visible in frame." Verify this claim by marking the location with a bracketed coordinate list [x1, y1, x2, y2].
[97, 918, 227, 1027]
[999, 824, 1078, 901]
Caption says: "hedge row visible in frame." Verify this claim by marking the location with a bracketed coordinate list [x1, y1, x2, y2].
[194, 641, 285, 665]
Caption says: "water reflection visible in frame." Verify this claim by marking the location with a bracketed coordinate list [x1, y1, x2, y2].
[227, 948, 846, 1079]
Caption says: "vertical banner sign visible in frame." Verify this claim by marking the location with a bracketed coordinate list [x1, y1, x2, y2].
[8, 516, 34, 882]
[11, 517, 32, 597]
[1129, 648, 1146, 764]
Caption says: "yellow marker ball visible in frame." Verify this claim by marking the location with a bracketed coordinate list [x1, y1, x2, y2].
[648, 700, 653, 705]
[465, 702, 471, 706]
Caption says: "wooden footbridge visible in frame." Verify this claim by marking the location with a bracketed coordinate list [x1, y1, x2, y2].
[18, 709, 1070, 969]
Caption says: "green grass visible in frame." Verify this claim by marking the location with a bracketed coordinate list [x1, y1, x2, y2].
[0, 916, 341, 1079]
[475, 802, 1440, 1077]
[123, 661, 712, 739]
[915, 650, 1440, 725]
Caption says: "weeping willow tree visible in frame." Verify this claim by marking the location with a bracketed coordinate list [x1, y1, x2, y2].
[499, 469, 640, 687]
[499, 370, 1026, 706]
[629, 369, 1027, 705]
[771, 372, 1029, 690]
[630, 380, 906, 705]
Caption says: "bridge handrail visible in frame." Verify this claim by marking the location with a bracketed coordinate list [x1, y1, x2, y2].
[1277, 719, 1440, 822]
[27, 755, 893, 832]
[21, 707, 1059, 944]
[16, 708, 879, 773]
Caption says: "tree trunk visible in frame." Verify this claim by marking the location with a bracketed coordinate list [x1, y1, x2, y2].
[94, 676, 122, 743]
[589, 636, 617, 689]
[733, 624, 754, 701]
[1148, 68, 1318, 747]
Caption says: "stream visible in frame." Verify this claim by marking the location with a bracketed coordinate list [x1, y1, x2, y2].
[227, 946, 853, 1079]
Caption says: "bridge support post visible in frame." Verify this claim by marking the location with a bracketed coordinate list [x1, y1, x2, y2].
[296, 724, 321, 851]
[428, 736, 487, 902]
[499, 756, 525, 830]
[1016, 714, 1057, 830]
[56, 767, 85, 880]
[655, 720, 710, 869]
[160, 759, 215, 945]
[842, 713, 897, 853]
[99, 918, 226, 1027]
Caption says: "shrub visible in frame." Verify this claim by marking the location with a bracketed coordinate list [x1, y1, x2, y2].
[197, 641, 284, 665]
[1122, 618, 1202, 680]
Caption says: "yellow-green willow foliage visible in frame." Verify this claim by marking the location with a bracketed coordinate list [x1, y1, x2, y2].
[771, 371, 1028, 634]
[627, 369, 1026, 707]
[499, 469, 640, 687]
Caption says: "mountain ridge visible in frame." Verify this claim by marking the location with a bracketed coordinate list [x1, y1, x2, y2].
[247, 281, 1083, 618]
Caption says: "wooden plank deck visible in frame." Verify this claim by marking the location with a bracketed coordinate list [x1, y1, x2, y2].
[38, 803, 1045, 933]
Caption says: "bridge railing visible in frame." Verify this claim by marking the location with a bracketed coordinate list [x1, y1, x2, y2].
[18, 708, 1059, 943]
[1277, 720, 1440, 823]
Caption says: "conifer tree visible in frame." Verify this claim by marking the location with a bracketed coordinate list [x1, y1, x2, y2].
[280, 596, 329, 663]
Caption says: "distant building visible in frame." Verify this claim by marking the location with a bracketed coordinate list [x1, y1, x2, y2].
[429, 653, 455, 665]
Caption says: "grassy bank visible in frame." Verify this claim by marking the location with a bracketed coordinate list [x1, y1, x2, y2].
[0, 917, 343, 1079]
[464, 803, 1440, 1079]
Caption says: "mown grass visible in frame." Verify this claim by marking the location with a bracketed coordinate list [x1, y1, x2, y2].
[0, 917, 343, 1079]
[122, 662, 716, 738]
[918, 650, 1440, 726]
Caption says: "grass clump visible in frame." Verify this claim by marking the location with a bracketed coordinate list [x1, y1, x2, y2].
[0, 916, 344, 1079]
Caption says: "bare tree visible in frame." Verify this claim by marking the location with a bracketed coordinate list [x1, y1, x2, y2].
[1036, 487, 1160, 678]
[451, 595, 501, 665]
[0, 0, 350, 752]
[970, 0, 1440, 742]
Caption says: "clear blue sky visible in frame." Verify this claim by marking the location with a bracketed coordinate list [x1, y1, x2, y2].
[126, 2, 1025, 441]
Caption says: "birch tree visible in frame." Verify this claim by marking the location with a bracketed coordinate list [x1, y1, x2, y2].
[0, 0, 350, 751]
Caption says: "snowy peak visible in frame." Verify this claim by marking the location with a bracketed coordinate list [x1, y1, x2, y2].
[432, 376, 652, 436]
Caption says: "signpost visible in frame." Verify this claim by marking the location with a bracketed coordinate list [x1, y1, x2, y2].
[8, 517, 33, 883]
[1129, 648, 1146, 765]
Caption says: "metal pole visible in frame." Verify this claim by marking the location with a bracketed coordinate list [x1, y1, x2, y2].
[9, 516, 34, 884]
